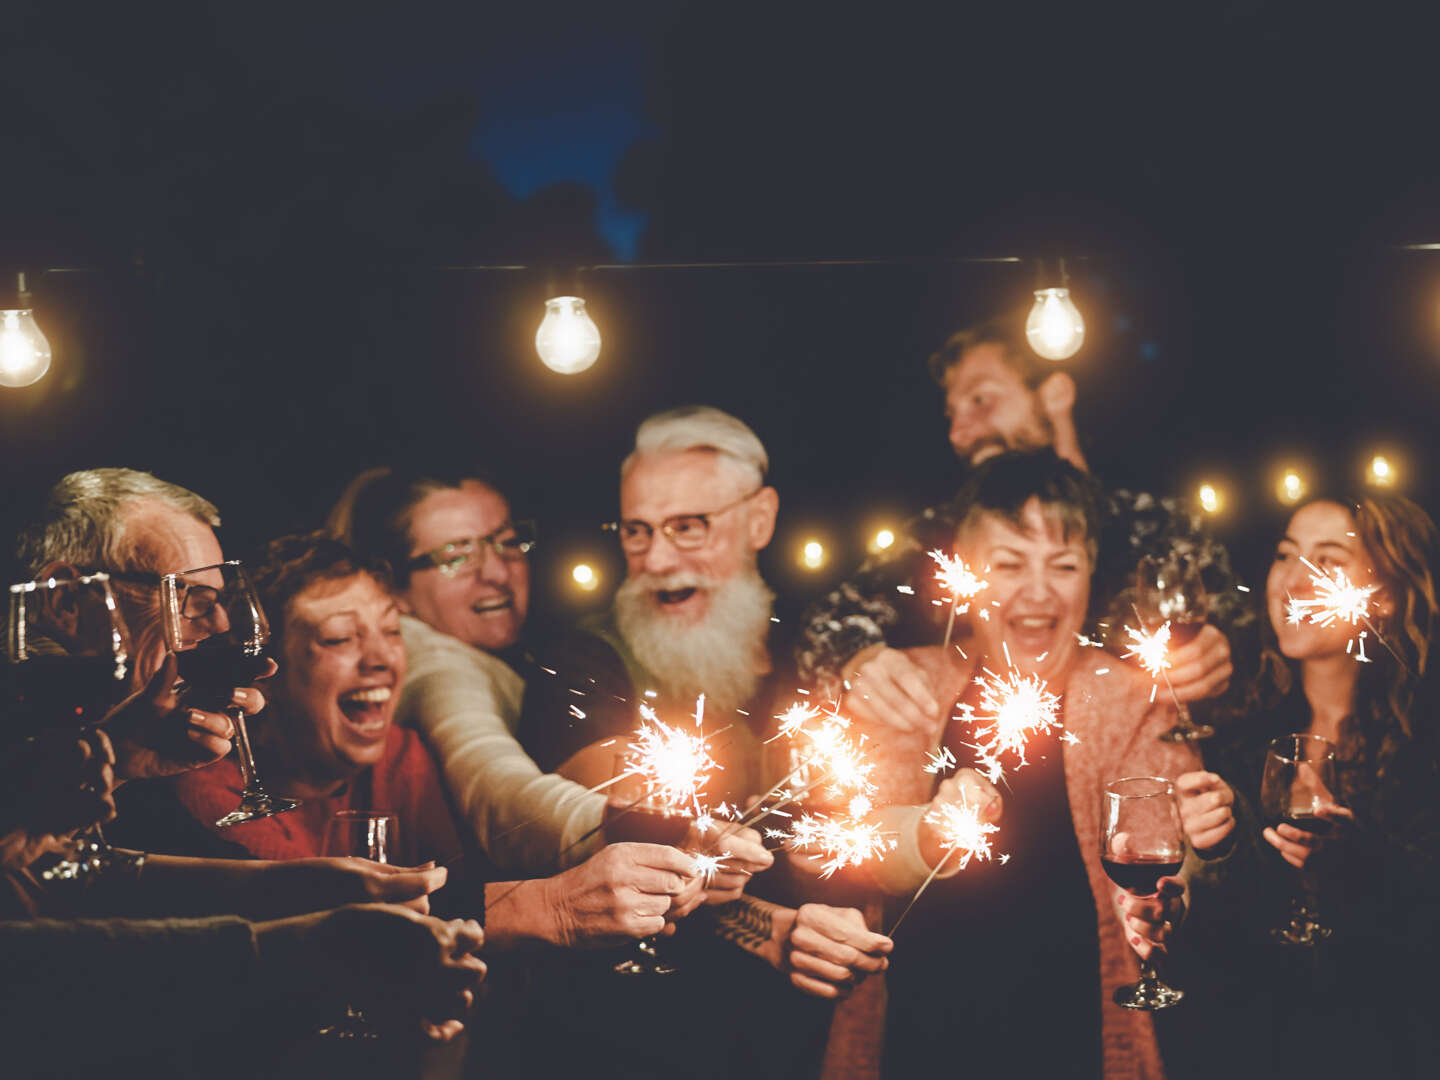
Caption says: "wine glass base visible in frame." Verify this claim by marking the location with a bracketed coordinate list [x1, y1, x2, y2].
[216, 792, 301, 828]
[1159, 722, 1214, 743]
[1113, 978, 1184, 1010]
[1270, 922, 1332, 947]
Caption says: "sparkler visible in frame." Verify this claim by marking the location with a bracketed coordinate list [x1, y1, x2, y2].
[784, 812, 895, 879]
[1122, 605, 1214, 740]
[928, 549, 989, 651]
[623, 701, 721, 816]
[887, 796, 1002, 935]
[1284, 557, 1412, 673]
[962, 660, 1065, 783]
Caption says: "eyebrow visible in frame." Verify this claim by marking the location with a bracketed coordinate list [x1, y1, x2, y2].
[1279, 536, 1353, 553]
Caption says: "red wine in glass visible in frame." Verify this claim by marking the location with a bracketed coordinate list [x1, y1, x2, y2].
[1260, 733, 1341, 945]
[1101, 854, 1186, 895]
[175, 639, 272, 711]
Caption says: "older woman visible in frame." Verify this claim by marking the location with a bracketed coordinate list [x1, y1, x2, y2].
[1173, 494, 1440, 1079]
[846, 451, 1198, 1080]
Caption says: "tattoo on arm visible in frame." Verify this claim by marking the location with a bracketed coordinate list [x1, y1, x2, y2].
[708, 897, 774, 952]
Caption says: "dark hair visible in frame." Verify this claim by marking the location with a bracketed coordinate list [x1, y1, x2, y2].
[926, 313, 1046, 389]
[251, 531, 393, 653]
[954, 450, 1100, 563]
[325, 467, 505, 587]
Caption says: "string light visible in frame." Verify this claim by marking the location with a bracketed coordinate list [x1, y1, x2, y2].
[801, 540, 826, 570]
[1277, 469, 1307, 506]
[571, 563, 599, 591]
[0, 273, 52, 388]
[1025, 287, 1085, 361]
[535, 296, 601, 374]
[1197, 483, 1221, 514]
[872, 528, 896, 552]
[1368, 455, 1395, 488]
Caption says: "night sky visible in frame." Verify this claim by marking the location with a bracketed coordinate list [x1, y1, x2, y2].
[4, 2, 1440, 631]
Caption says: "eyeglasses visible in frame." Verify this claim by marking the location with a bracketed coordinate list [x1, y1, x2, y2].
[407, 521, 538, 577]
[89, 568, 220, 620]
[604, 489, 761, 554]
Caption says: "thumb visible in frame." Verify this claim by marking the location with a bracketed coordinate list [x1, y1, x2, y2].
[147, 652, 181, 702]
[1156, 876, 1185, 898]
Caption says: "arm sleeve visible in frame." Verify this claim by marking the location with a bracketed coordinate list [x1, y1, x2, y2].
[0, 916, 262, 1066]
[397, 618, 603, 877]
[866, 803, 966, 895]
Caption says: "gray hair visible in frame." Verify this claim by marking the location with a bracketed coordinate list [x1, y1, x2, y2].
[621, 405, 769, 491]
[16, 468, 221, 576]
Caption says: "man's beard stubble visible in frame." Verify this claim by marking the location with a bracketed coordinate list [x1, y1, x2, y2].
[614, 566, 774, 715]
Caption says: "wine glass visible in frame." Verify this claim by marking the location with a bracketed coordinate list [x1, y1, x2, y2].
[605, 754, 692, 976]
[1134, 552, 1215, 742]
[6, 572, 145, 881]
[319, 810, 399, 1039]
[1259, 734, 1339, 946]
[160, 561, 298, 827]
[1101, 776, 1187, 1010]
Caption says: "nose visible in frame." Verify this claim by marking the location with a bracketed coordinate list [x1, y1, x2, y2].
[1021, 564, 1053, 603]
[360, 632, 398, 672]
[199, 603, 231, 638]
[475, 543, 510, 587]
[641, 533, 682, 576]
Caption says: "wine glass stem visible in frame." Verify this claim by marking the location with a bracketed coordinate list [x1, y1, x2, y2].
[229, 706, 265, 793]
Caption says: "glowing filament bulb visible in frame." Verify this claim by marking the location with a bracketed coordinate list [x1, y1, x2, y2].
[535, 296, 601, 374]
[1198, 484, 1220, 514]
[0, 308, 52, 388]
[1369, 456, 1394, 487]
[801, 541, 825, 569]
[1279, 471, 1306, 505]
[1025, 288, 1085, 361]
[572, 563, 598, 590]
[873, 528, 895, 551]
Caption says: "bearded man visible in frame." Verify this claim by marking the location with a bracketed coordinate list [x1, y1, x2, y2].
[518, 405, 781, 802]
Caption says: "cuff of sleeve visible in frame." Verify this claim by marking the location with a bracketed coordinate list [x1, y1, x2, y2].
[870, 804, 964, 895]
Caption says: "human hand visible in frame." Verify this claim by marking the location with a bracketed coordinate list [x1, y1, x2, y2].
[1263, 802, 1353, 869]
[840, 644, 943, 737]
[255, 903, 485, 1039]
[0, 728, 117, 871]
[541, 842, 699, 947]
[685, 820, 774, 904]
[1037, 372, 1087, 473]
[918, 768, 1002, 869]
[104, 653, 275, 781]
[1175, 771, 1235, 855]
[783, 904, 893, 999]
[1113, 876, 1185, 962]
[1165, 625, 1232, 704]
[264, 857, 450, 916]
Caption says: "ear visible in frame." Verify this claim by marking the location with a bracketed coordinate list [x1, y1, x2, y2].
[35, 561, 80, 583]
[746, 486, 779, 551]
[1373, 586, 1397, 622]
[31, 562, 84, 634]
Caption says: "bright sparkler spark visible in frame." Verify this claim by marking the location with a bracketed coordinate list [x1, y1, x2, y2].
[786, 813, 895, 878]
[968, 666, 1064, 777]
[1123, 621, 1174, 678]
[690, 852, 727, 885]
[767, 702, 822, 743]
[921, 800, 1000, 872]
[626, 702, 720, 813]
[1286, 557, 1378, 630]
[928, 549, 988, 609]
[923, 746, 957, 774]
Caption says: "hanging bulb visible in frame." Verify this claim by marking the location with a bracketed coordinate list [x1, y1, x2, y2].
[1025, 287, 1085, 361]
[535, 296, 601, 374]
[0, 273, 51, 388]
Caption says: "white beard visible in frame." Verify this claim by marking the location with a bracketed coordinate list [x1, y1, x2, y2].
[614, 566, 774, 715]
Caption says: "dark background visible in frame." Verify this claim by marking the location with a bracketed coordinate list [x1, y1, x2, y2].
[4, 1, 1440, 632]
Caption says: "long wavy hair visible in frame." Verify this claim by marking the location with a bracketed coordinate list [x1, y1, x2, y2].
[1259, 493, 1439, 781]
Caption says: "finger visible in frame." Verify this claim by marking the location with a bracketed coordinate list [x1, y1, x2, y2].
[254, 658, 279, 681]
[423, 1019, 466, 1043]
[789, 949, 857, 985]
[627, 914, 667, 938]
[853, 671, 930, 733]
[791, 927, 867, 971]
[628, 866, 692, 896]
[187, 708, 235, 739]
[790, 972, 844, 1000]
[86, 728, 117, 767]
[1274, 824, 1318, 847]
[890, 662, 941, 718]
[1186, 807, 1234, 836]
[1156, 876, 1185, 899]
[230, 687, 265, 716]
[624, 844, 702, 878]
[1263, 827, 1310, 865]
[374, 868, 449, 901]
[1174, 771, 1223, 796]
[1316, 803, 1355, 822]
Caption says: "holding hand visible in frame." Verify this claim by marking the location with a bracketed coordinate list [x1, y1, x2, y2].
[841, 644, 943, 737]
[542, 842, 699, 947]
[1263, 801, 1353, 869]
[1114, 876, 1186, 962]
[104, 653, 275, 782]
[783, 904, 893, 999]
[0, 728, 118, 871]
[1165, 625, 1233, 704]
[264, 857, 449, 916]
[1175, 771, 1235, 854]
[918, 768, 1002, 869]
[685, 820, 773, 904]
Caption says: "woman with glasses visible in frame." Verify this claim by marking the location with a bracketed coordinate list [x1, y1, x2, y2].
[1168, 493, 1440, 1079]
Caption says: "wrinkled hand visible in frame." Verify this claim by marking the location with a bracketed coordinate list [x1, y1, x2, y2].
[1175, 771, 1235, 854]
[267, 857, 449, 916]
[543, 842, 699, 947]
[104, 653, 274, 781]
[0, 728, 117, 871]
[1166, 625, 1232, 704]
[685, 820, 774, 904]
[783, 904, 893, 999]
[1113, 876, 1186, 962]
[841, 644, 943, 737]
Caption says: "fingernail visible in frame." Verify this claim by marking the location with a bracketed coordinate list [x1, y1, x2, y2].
[1130, 936, 1142, 946]
[231, 688, 247, 705]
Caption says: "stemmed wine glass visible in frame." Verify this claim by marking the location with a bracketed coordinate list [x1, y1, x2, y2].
[1259, 734, 1339, 946]
[1134, 551, 1215, 742]
[160, 561, 298, 827]
[1101, 776, 1187, 1010]
[6, 572, 145, 880]
[605, 755, 692, 976]
[319, 810, 399, 1039]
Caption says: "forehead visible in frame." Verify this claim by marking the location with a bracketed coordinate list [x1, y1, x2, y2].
[289, 572, 394, 625]
[620, 449, 747, 520]
[122, 498, 223, 574]
[1285, 501, 1357, 546]
[964, 500, 1086, 556]
[945, 344, 1025, 396]
[408, 481, 510, 548]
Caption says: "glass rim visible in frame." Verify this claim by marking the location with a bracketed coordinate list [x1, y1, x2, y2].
[1104, 775, 1175, 798]
[1265, 732, 1336, 764]
[160, 559, 242, 584]
[10, 570, 113, 594]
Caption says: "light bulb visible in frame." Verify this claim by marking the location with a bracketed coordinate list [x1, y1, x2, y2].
[535, 296, 601, 374]
[572, 563, 599, 591]
[1025, 288, 1085, 361]
[801, 540, 825, 570]
[1368, 455, 1395, 487]
[0, 308, 52, 388]
[1278, 470, 1306, 505]
[1198, 484, 1220, 514]
[873, 528, 895, 551]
